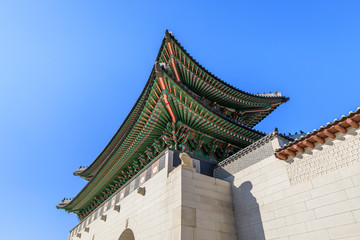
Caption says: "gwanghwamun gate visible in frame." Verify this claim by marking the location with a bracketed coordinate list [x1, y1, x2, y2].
[57, 30, 360, 240]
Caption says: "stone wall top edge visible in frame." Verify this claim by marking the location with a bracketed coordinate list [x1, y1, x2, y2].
[216, 133, 286, 170]
[68, 149, 172, 234]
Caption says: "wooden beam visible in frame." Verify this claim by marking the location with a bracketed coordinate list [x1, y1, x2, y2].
[302, 140, 315, 148]
[165, 30, 181, 82]
[293, 145, 305, 153]
[284, 149, 296, 157]
[346, 118, 359, 128]
[323, 129, 336, 139]
[276, 152, 288, 160]
[313, 135, 325, 144]
[334, 125, 347, 134]
[155, 63, 176, 123]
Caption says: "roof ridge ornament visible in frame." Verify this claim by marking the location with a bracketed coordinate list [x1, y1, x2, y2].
[73, 166, 88, 177]
[56, 198, 72, 209]
[165, 29, 172, 41]
[154, 61, 162, 76]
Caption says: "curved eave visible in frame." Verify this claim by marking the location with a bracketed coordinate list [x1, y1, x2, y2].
[73, 167, 90, 180]
[60, 71, 268, 213]
[60, 77, 170, 211]
[77, 39, 168, 179]
[241, 97, 289, 127]
[56, 199, 72, 209]
[77, 74, 155, 179]
[168, 32, 289, 107]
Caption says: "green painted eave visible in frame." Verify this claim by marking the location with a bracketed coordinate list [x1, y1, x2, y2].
[59, 67, 267, 217]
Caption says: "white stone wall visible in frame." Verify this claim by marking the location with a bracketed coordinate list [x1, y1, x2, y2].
[67, 127, 360, 239]
[68, 150, 236, 240]
[286, 127, 360, 185]
[175, 165, 237, 240]
[230, 128, 360, 239]
[69, 151, 180, 240]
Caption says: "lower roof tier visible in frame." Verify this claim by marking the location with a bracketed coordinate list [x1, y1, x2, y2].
[57, 65, 267, 219]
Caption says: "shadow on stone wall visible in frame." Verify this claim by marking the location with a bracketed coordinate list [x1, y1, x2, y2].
[232, 180, 265, 240]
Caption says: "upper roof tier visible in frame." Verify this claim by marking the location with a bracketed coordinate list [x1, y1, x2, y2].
[57, 31, 288, 219]
[161, 30, 289, 127]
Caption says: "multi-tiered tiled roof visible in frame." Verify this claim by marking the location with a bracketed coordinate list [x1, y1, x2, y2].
[57, 30, 288, 220]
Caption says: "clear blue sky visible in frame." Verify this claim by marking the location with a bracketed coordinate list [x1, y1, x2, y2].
[0, 1, 359, 239]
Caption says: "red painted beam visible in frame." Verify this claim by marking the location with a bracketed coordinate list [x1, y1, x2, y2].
[323, 129, 336, 139]
[334, 125, 347, 134]
[165, 30, 181, 82]
[284, 149, 296, 157]
[302, 140, 315, 148]
[155, 62, 176, 123]
[313, 135, 325, 144]
[158, 77, 176, 123]
[293, 145, 305, 153]
[346, 118, 359, 128]
[276, 152, 288, 160]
